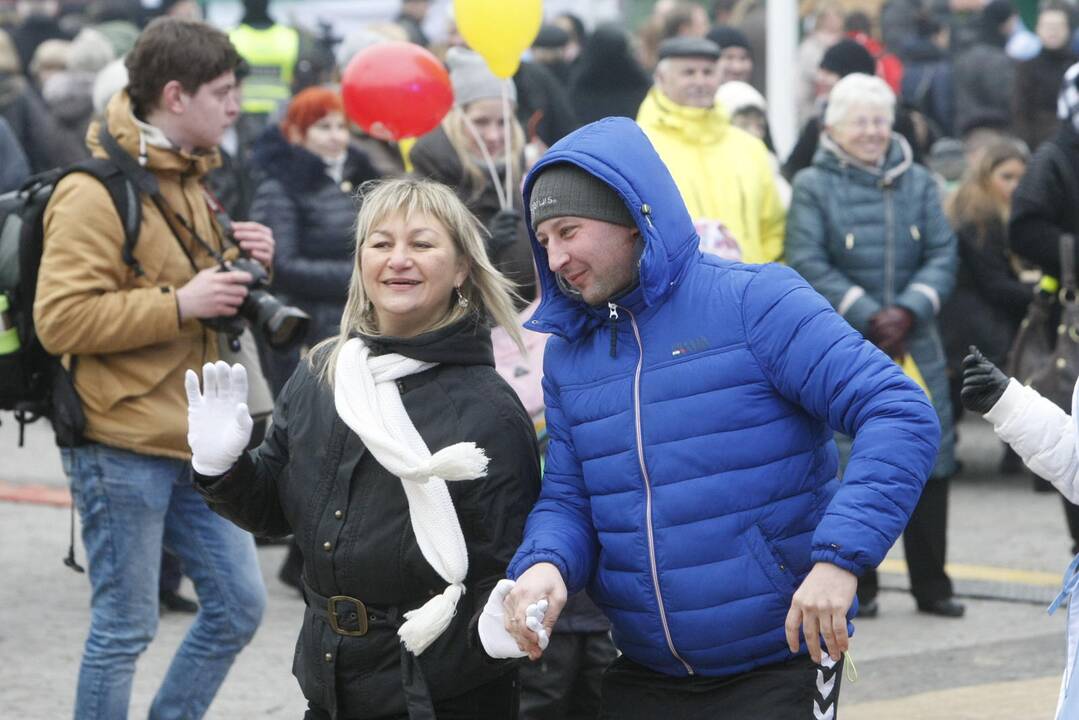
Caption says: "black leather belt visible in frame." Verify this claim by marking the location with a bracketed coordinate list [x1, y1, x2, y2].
[302, 579, 395, 637]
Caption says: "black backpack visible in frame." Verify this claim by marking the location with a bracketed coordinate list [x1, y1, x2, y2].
[0, 158, 141, 446]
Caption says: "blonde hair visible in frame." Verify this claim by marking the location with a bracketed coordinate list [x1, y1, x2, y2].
[946, 138, 1029, 244]
[313, 177, 524, 386]
[442, 104, 525, 202]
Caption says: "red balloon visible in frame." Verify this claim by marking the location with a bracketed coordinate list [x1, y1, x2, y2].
[341, 42, 454, 141]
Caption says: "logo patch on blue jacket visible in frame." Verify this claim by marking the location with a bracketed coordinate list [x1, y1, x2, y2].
[671, 336, 710, 357]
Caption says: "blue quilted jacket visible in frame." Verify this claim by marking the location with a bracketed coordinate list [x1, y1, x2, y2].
[506, 117, 941, 678]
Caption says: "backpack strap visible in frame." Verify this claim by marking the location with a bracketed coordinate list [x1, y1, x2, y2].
[63, 158, 144, 276]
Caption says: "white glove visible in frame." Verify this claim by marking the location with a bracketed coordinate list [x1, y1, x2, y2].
[185, 361, 253, 476]
[526, 599, 550, 651]
[478, 579, 550, 658]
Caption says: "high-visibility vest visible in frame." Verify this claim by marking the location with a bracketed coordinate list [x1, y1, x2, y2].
[229, 24, 300, 116]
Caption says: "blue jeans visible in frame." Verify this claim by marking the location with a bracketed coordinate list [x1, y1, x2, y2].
[63, 443, 266, 720]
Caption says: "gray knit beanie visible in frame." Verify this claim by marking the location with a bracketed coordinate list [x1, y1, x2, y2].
[529, 164, 635, 231]
[446, 47, 517, 107]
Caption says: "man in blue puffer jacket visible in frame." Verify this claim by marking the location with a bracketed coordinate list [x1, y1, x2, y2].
[501, 117, 941, 718]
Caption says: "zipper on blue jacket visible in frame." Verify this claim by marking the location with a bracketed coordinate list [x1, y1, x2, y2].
[623, 306, 695, 676]
[641, 203, 655, 230]
[608, 302, 619, 358]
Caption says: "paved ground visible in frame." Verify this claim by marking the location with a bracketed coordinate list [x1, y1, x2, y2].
[0, 413, 1072, 718]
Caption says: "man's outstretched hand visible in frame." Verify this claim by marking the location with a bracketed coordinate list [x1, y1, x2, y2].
[785, 562, 858, 663]
[960, 345, 1009, 414]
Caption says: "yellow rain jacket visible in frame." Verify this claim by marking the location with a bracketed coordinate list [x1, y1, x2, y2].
[636, 88, 786, 264]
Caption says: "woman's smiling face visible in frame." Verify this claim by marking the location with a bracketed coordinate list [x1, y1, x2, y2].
[360, 210, 468, 338]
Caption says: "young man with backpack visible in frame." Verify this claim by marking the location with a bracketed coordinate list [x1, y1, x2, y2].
[31, 18, 274, 718]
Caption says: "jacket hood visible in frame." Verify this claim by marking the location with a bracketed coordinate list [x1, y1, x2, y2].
[87, 90, 221, 177]
[522, 116, 699, 341]
[358, 317, 494, 367]
[251, 125, 338, 191]
[814, 131, 914, 187]
[636, 87, 732, 145]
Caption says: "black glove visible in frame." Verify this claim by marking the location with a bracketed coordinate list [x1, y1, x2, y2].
[960, 345, 1009, 413]
[486, 209, 521, 256]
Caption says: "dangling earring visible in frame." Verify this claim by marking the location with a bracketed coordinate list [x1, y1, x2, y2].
[455, 286, 470, 308]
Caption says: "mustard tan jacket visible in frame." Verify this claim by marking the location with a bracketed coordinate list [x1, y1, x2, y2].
[636, 88, 786, 264]
[34, 91, 226, 459]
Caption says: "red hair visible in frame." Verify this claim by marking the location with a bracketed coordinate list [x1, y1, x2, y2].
[281, 86, 344, 138]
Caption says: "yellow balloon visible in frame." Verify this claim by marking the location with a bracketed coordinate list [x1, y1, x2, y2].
[454, 0, 543, 78]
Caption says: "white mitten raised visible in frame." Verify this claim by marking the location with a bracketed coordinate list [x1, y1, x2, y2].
[185, 361, 253, 476]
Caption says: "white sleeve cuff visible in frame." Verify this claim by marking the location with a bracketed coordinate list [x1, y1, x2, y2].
[983, 378, 1030, 426]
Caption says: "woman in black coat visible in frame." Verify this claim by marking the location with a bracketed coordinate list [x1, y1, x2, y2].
[941, 139, 1031, 408]
[188, 177, 541, 719]
[250, 86, 380, 390]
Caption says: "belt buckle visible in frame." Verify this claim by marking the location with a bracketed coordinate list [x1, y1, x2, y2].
[327, 595, 369, 637]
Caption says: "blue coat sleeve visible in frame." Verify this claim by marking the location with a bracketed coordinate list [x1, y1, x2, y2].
[743, 264, 940, 575]
[506, 351, 598, 593]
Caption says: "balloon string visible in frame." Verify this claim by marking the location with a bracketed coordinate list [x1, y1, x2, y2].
[502, 79, 513, 212]
[460, 107, 509, 210]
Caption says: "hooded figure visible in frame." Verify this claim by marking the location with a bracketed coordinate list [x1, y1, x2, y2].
[568, 22, 651, 126]
[502, 117, 940, 717]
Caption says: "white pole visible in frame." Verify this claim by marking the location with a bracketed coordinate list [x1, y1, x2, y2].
[767, 0, 799, 160]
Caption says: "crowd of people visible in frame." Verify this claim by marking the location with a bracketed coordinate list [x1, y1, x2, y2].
[10, 0, 1079, 718]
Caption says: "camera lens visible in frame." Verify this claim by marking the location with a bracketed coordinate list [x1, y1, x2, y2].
[247, 290, 309, 349]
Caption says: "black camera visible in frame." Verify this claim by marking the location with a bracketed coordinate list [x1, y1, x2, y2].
[204, 256, 310, 351]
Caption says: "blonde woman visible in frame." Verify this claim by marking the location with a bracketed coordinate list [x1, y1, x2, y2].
[185, 177, 541, 719]
[411, 48, 536, 304]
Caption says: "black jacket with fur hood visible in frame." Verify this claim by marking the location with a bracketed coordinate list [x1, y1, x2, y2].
[249, 126, 380, 346]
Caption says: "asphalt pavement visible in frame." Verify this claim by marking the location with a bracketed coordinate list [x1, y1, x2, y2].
[0, 413, 1071, 719]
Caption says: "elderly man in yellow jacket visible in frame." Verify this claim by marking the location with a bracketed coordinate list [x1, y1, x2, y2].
[637, 37, 786, 264]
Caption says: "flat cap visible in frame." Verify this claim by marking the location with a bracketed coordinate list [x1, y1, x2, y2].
[533, 24, 570, 49]
[657, 37, 721, 62]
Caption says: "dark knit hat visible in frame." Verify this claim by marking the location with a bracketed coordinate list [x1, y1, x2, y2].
[529, 164, 636, 231]
[707, 26, 753, 56]
[819, 39, 876, 77]
[657, 36, 721, 62]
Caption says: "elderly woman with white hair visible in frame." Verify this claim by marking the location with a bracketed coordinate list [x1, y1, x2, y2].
[785, 73, 961, 620]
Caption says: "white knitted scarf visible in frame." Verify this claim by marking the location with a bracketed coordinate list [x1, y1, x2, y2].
[333, 338, 489, 655]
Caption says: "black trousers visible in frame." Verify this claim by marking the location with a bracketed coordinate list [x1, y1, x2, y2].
[519, 631, 618, 720]
[859, 476, 953, 604]
[598, 654, 843, 720]
[303, 670, 519, 720]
